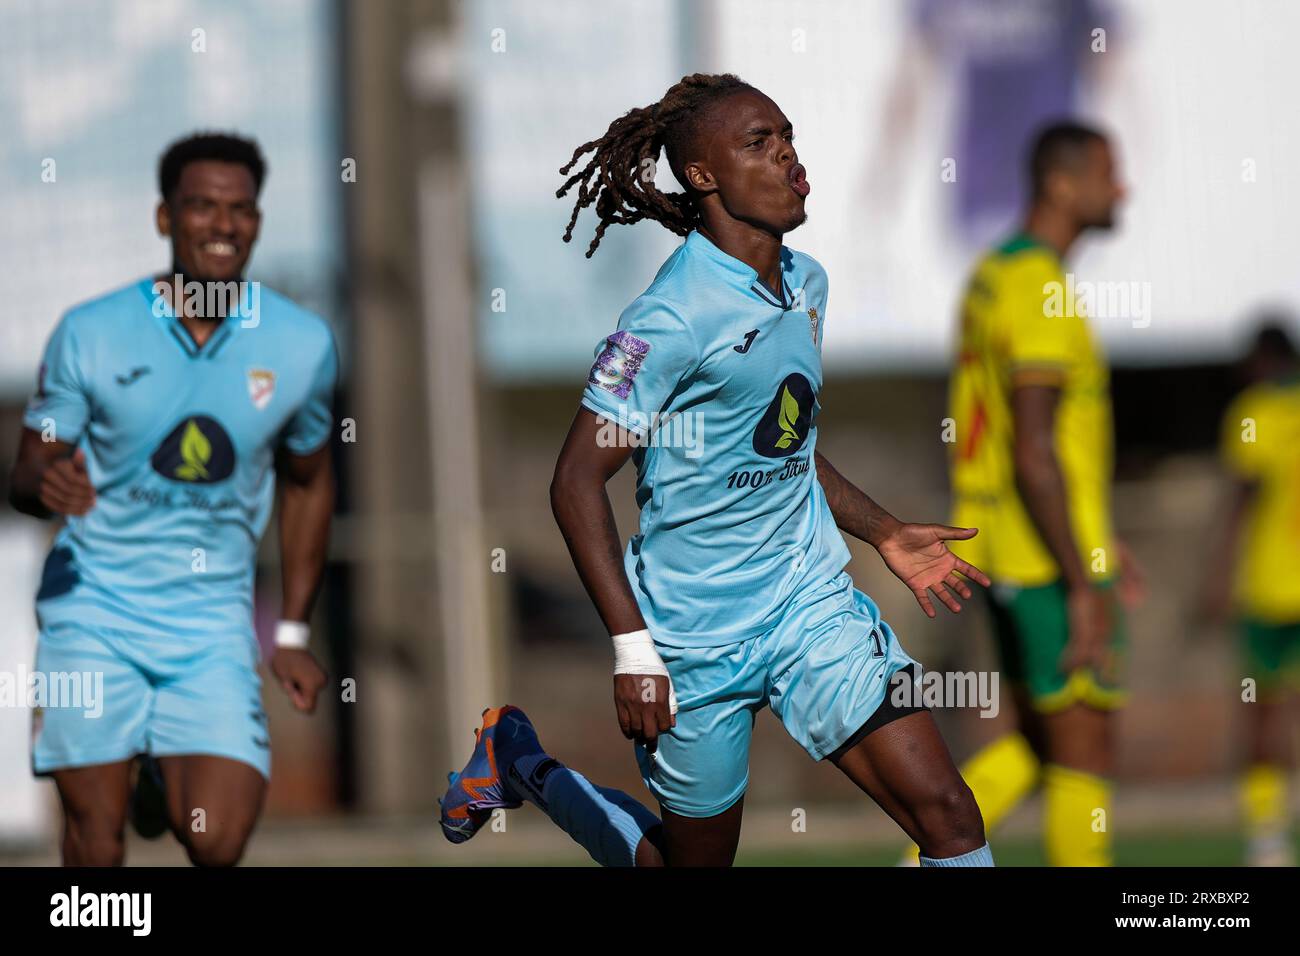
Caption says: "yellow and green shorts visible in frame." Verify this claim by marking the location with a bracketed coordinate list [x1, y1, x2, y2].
[1240, 618, 1300, 694]
[985, 579, 1127, 713]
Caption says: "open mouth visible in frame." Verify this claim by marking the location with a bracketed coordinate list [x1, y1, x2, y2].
[788, 163, 810, 198]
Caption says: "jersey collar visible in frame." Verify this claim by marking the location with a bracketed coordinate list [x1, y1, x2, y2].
[998, 230, 1061, 263]
[137, 277, 238, 359]
[686, 229, 795, 310]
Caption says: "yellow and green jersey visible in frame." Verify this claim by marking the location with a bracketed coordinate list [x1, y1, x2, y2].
[947, 233, 1115, 588]
[1221, 376, 1300, 622]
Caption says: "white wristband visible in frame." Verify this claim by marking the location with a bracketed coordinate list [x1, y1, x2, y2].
[274, 620, 310, 649]
[611, 628, 677, 715]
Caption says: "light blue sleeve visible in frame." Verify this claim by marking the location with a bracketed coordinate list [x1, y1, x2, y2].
[580, 297, 697, 439]
[23, 312, 90, 444]
[281, 334, 338, 455]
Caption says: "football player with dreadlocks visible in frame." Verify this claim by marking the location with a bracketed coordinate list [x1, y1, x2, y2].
[440, 74, 993, 867]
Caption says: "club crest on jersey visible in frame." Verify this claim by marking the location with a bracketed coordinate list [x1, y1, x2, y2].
[247, 368, 275, 410]
[808, 306, 819, 344]
[588, 331, 650, 400]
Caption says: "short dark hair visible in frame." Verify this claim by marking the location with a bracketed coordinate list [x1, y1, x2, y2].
[1028, 121, 1106, 199]
[1252, 320, 1298, 361]
[158, 132, 266, 202]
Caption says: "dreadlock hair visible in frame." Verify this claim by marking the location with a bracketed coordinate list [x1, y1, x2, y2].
[557, 73, 755, 257]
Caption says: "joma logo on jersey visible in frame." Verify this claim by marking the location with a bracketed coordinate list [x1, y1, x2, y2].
[753, 373, 815, 458]
[150, 416, 236, 484]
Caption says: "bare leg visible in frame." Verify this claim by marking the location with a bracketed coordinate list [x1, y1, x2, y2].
[158, 755, 267, 867]
[656, 796, 746, 867]
[1043, 703, 1113, 775]
[52, 761, 134, 866]
[832, 711, 985, 859]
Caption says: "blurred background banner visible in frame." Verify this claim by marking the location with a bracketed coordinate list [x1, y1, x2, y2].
[468, 0, 1300, 377]
[0, 0, 1295, 864]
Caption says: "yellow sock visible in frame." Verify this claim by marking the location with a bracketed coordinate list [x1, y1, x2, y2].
[901, 733, 1040, 864]
[1044, 764, 1112, 866]
[1240, 764, 1288, 838]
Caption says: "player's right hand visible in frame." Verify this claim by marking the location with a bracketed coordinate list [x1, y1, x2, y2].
[1061, 584, 1112, 675]
[271, 647, 327, 714]
[39, 449, 96, 516]
[614, 674, 675, 754]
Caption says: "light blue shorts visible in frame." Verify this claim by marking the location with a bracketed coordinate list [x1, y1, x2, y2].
[31, 622, 270, 779]
[636, 570, 917, 817]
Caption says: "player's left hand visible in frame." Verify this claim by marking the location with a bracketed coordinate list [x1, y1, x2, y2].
[876, 523, 992, 618]
[271, 648, 327, 713]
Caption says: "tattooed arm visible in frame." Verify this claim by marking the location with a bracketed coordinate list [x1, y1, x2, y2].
[815, 450, 904, 546]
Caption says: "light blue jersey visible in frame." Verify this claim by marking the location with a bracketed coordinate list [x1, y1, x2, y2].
[24, 278, 337, 642]
[581, 229, 852, 647]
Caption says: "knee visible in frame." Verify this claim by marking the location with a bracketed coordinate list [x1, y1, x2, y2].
[182, 826, 252, 868]
[63, 815, 126, 867]
[914, 781, 985, 857]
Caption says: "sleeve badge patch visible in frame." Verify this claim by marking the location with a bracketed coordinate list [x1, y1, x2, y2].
[588, 330, 650, 399]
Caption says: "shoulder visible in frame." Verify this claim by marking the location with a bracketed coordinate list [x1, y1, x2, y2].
[616, 286, 695, 342]
[1227, 382, 1272, 425]
[982, 244, 1073, 335]
[972, 238, 1061, 296]
[254, 286, 335, 355]
[58, 279, 152, 340]
[785, 247, 828, 306]
[785, 246, 827, 285]
[618, 287, 687, 325]
[640, 240, 702, 311]
[994, 244, 1063, 291]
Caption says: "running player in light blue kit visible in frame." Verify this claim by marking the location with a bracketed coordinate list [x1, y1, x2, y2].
[9, 133, 338, 866]
[441, 74, 992, 866]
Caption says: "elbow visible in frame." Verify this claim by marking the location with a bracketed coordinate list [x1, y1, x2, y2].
[1012, 453, 1034, 493]
[8, 481, 38, 519]
[550, 459, 596, 531]
[549, 465, 575, 526]
[1012, 442, 1049, 492]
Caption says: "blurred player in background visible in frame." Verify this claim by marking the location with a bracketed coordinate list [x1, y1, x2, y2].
[1203, 321, 1300, 866]
[8, 133, 337, 866]
[442, 73, 995, 867]
[915, 121, 1143, 866]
